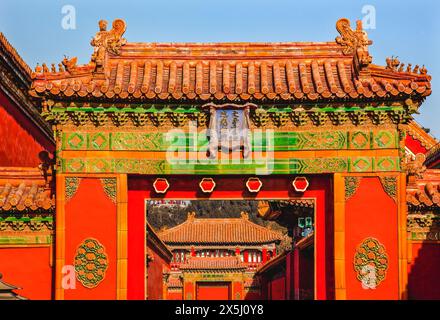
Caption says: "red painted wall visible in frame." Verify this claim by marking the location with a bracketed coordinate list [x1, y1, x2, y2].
[268, 276, 286, 300]
[408, 242, 440, 299]
[184, 281, 195, 300]
[0, 246, 52, 300]
[146, 246, 169, 300]
[64, 178, 117, 300]
[127, 190, 146, 299]
[167, 290, 183, 300]
[197, 282, 230, 300]
[244, 290, 262, 300]
[232, 281, 242, 300]
[0, 90, 53, 166]
[405, 135, 428, 155]
[345, 177, 399, 299]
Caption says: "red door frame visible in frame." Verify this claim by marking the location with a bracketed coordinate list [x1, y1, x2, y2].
[127, 175, 334, 300]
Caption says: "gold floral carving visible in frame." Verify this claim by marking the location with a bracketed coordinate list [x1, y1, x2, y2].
[100, 178, 117, 203]
[74, 238, 109, 289]
[65, 177, 81, 202]
[353, 238, 388, 289]
[379, 176, 397, 202]
[344, 176, 362, 201]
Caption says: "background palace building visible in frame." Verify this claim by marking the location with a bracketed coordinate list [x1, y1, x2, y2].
[0, 17, 439, 300]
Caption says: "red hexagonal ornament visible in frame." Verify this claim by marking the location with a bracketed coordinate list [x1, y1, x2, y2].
[292, 176, 309, 192]
[246, 177, 263, 193]
[199, 178, 216, 193]
[153, 178, 170, 193]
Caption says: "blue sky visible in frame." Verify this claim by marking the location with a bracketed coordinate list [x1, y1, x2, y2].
[1, 0, 439, 136]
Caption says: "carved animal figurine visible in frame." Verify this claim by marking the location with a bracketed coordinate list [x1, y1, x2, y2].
[406, 64, 412, 73]
[90, 19, 127, 73]
[413, 65, 419, 73]
[398, 63, 405, 72]
[386, 56, 400, 71]
[62, 56, 78, 73]
[42, 63, 49, 73]
[335, 18, 371, 55]
[420, 65, 427, 74]
[405, 153, 427, 182]
[51, 64, 56, 73]
[90, 19, 108, 48]
[58, 63, 65, 72]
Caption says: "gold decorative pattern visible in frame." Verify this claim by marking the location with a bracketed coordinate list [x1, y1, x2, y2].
[379, 176, 397, 202]
[407, 213, 440, 241]
[100, 178, 117, 203]
[65, 177, 81, 202]
[353, 238, 388, 289]
[344, 176, 362, 201]
[74, 238, 109, 289]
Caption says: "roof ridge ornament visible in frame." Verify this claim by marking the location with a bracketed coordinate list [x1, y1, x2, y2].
[335, 18, 372, 55]
[90, 19, 127, 73]
[240, 212, 249, 220]
[62, 56, 78, 73]
[404, 153, 427, 187]
[336, 18, 373, 76]
[386, 57, 429, 75]
[187, 211, 196, 221]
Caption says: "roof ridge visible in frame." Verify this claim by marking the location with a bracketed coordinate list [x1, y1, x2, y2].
[158, 214, 284, 245]
[241, 217, 284, 236]
[30, 18, 431, 106]
[0, 32, 32, 78]
[407, 120, 438, 150]
[123, 41, 338, 46]
[157, 217, 193, 235]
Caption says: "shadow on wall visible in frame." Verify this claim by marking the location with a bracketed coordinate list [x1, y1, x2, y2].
[244, 276, 263, 300]
[407, 209, 440, 299]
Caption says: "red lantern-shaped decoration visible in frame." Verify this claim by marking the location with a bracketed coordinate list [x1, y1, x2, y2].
[246, 177, 263, 193]
[153, 178, 170, 194]
[292, 176, 309, 192]
[199, 178, 216, 193]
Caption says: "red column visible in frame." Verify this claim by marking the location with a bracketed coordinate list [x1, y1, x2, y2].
[235, 247, 240, 256]
[127, 188, 146, 300]
[244, 250, 248, 263]
[293, 247, 300, 300]
[191, 246, 195, 257]
[262, 247, 267, 263]
[272, 248, 277, 257]
[286, 251, 292, 300]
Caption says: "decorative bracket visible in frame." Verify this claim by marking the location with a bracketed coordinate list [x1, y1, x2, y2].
[345, 176, 362, 201]
[65, 177, 81, 203]
[100, 178, 117, 203]
[379, 176, 397, 203]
